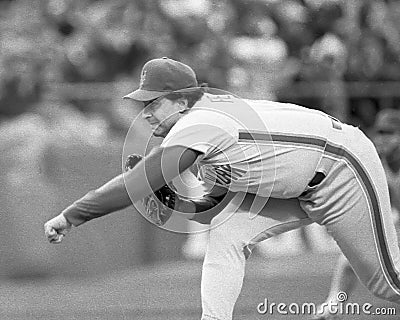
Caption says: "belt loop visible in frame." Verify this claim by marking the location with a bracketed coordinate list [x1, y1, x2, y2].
[318, 156, 336, 176]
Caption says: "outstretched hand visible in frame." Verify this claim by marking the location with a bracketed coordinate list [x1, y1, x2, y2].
[44, 214, 72, 244]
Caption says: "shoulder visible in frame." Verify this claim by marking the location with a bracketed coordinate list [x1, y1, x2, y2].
[244, 98, 313, 112]
[166, 108, 238, 141]
[175, 96, 240, 130]
[161, 101, 239, 154]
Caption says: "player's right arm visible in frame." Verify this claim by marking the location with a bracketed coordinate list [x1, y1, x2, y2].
[44, 145, 200, 243]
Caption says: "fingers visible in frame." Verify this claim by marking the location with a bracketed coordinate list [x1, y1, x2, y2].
[44, 225, 59, 243]
[50, 234, 64, 244]
[44, 214, 72, 244]
[44, 222, 66, 244]
[46, 229, 65, 244]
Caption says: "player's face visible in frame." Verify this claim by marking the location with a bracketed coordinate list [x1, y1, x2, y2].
[142, 97, 186, 137]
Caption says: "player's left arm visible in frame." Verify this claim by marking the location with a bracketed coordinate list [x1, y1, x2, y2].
[44, 145, 200, 243]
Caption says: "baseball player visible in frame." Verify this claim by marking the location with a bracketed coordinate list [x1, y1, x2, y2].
[315, 109, 400, 320]
[44, 58, 400, 320]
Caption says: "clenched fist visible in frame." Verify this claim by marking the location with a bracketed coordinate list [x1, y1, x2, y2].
[44, 214, 72, 244]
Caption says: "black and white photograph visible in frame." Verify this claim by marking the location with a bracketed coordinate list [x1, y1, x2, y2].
[1, 0, 400, 319]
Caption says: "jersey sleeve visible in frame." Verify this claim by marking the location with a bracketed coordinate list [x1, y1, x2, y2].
[161, 109, 237, 158]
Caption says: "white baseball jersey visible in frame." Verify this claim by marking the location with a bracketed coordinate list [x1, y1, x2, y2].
[161, 93, 338, 198]
[160, 93, 400, 319]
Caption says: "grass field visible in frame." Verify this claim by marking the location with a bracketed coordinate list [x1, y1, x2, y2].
[0, 253, 398, 320]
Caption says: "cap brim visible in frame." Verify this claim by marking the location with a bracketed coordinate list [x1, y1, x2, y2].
[122, 89, 168, 101]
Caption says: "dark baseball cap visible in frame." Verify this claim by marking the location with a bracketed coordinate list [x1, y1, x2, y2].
[123, 57, 198, 102]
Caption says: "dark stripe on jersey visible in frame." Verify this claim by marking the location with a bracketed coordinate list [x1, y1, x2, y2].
[238, 131, 326, 149]
[239, 130, 400, 294]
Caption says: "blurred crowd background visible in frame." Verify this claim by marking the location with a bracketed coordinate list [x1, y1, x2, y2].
[2, 0, 400, 129]
[1, 0, 400, 279]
